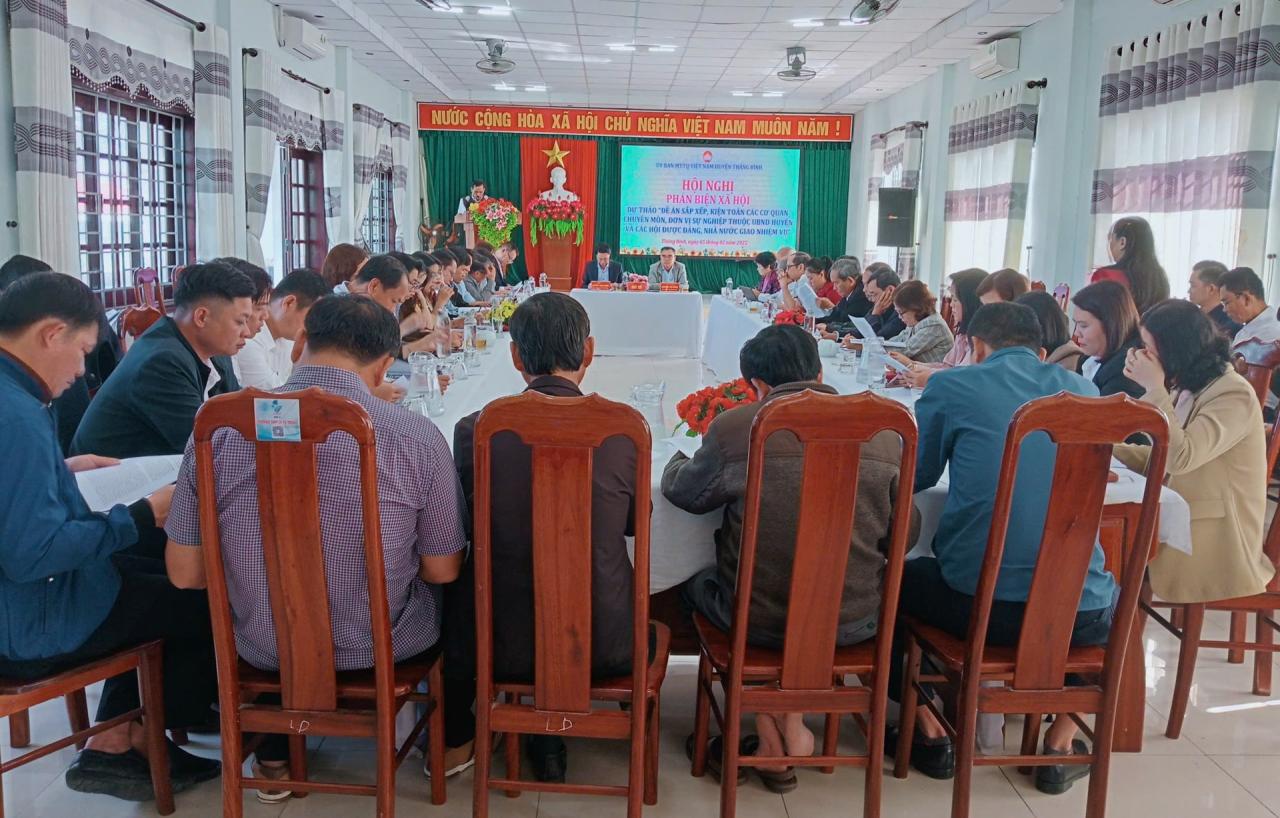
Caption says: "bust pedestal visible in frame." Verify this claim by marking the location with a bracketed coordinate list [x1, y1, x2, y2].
[540, 234, 574, 291]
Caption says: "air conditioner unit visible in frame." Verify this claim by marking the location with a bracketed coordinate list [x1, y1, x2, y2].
[279, 14, 329, 61]
[970, 38, 1019, 80]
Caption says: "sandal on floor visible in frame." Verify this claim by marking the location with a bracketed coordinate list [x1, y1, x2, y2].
[685, 734, 748, 785]
[739, 735, 798, 794]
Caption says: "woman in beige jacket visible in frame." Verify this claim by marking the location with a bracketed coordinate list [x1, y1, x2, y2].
[1113, 300, 1274, 603]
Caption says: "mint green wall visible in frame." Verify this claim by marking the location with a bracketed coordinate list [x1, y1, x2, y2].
[847, 0, 1233, 291]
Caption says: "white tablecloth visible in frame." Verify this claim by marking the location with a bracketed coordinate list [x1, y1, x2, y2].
[702, 294, 770, 382]
[569, 289, 703, 358]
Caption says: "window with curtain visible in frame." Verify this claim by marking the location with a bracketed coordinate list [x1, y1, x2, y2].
[942, 84, 1041, 276]
[73, 88, 194, 308]
[864, 123, 926, 278]
[1091, 0, 1280, 294]
[279, 145, 327, 271]
[359, 170, 395, 254]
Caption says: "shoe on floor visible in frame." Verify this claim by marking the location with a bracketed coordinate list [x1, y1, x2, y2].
[683, 733, 749, 785]
[885, 725, 955, 780]
[252, 762, 293, 804]
[65, 745, 216, 802]
[527, 735, 567, 783]
[1034, 738, 1091, 795]
[424, 740, 476, 779]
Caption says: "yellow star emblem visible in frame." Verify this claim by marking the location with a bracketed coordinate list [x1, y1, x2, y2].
[542, 140, 571, 167]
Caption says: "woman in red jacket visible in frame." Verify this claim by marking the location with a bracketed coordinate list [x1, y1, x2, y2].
[1091, 216, 1170, 313]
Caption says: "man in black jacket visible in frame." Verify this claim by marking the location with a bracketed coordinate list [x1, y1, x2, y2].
[816, 256, 872, 336]
[579, 244, 624, 288]
[72, 262, 254, 459]
[832, 264, 905, 341]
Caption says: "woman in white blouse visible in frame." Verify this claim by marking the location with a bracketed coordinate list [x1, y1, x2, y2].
[886, 280, 954, 364]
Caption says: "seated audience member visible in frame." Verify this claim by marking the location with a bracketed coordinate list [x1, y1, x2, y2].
[215, 258, 272, 356]
[1114, 300, 1274, 603]
[0, 273, 219, 800]
[392, 251, 427, 292]
[1188, 260, 1243, 337]
[1220, 266, 1280, 348]
[447, 248, 474, 309]
[662, 323, 917, 790]
[976, 268, 1030, 305]
[321, 243, 369, 294]
[900, 268, 989, 388]
[776, 251, 813, 313]
[447, 292, 639, 783]
[752, 251, 781, 297]
[580, 243, 623, 288]
[499, 242, 522, 284]
[648, 246, 688, 289]
[839, 264, 905, 340]
[72, 262, 254, 458]
[805, 256, 840, 305]
[164, 295, 467, 796]
[1070, 281, 1144, 399]
[1091, 216, 1170, 313]
[885, 280, 954, 364]
[234, 269, 329, 389]
[348, 253, 413, 314]
[402, 267, 457, 356]
[1017, 291, 1085, 372]
[814, 257, 869, 335]
[460, 261, 496, 306]
[902, 302, 1111, 792]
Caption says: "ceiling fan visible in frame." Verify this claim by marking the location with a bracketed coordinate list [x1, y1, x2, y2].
[849, 0, 901, 25]
[777, 46, 816, 81]
[476, 39, 516, 74]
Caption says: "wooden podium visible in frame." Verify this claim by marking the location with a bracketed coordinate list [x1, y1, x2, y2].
[540, 234, 575, 291]
[453, 214, 476, 249]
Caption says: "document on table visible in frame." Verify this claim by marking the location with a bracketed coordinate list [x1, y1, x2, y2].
[75, 455, 183, 512]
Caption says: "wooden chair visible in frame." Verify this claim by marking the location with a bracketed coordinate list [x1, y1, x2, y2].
[1053, 283, 1071, 312]
[1030, 280, 1047, 292]
[940, 295, 955, 330]
[689, 391, 918, 818]
[192, 387, 447, 818]
[470, 392, 669, 818]
[119, 268, 167, 351]
[895, 393, 1169, 818]
[0, 642, 173, 817]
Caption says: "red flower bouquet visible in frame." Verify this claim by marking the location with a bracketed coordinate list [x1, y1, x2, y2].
[773, 309, 805, 326]
[526, 197, 586, 246]
[467, 198, 520, 246]
[674, 378, 758, 437]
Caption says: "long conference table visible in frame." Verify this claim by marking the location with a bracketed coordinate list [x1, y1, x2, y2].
[422, 295, 1191, 752]
[568, 288, 704, 358]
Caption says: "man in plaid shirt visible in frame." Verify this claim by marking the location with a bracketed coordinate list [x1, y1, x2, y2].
[164, 294, 466, 801]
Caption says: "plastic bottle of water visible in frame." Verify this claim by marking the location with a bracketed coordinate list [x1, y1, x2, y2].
[725, 277, 734, 301]
[538, 273, 548, 289]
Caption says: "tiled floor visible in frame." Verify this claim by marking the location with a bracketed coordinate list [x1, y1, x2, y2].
[8, 353, 1280, 817]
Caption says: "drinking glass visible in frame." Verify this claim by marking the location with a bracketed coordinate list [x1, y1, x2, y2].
[408, 352, 434, 397]
[837, 348, 855, 375]
[630, 382, 667, 437]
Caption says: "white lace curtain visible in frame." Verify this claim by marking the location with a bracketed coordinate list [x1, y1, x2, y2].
[942, 83, 1041, 275]
[864, 123, 926, 278]
[1091, 0, 1280, 295]
[352, 104, 410, 250]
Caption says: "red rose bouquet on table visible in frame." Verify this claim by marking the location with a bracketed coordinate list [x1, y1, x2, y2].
[773, 309, 805, 326]
[525, 197, 586, 246]
[674, 378, 758, 437]
[468, 198, 520, 246]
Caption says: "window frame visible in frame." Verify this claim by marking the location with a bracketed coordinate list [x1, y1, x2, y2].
[72, 85, 196, 309]
[359, 169, 396, 254]
[279, 144, 329, 272]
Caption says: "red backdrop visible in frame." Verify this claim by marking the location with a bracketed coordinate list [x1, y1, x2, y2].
[519, 136, 597, 285]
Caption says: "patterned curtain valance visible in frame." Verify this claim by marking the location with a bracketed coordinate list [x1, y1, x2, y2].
[68, 28, 194, 114]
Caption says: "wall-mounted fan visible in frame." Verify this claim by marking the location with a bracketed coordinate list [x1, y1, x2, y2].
[849, 0, 901, 26]
[476, 39, 516, 74]
[777, 46, 816, 81]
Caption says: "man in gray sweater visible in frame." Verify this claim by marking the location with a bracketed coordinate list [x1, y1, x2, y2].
[662, 323, 917, 787]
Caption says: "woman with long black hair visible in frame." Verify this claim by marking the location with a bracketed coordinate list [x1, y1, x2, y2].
[1090, 216, 1170, 312]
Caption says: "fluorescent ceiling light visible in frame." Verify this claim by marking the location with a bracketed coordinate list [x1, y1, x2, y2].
[607, 44, 636, 52]
[648, 45, 676, 53]
[761, 91, 783, 97]
[493, 82, 515, 90]
[525, 85, 546, 92]
[790, 19, 822, 27]
[478, 6, 512, 16]
[732, 91, 752, 97]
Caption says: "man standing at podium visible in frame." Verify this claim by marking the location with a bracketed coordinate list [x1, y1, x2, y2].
[456, 179, 488, 215]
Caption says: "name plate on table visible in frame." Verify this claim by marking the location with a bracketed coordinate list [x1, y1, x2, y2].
[588, 282, 613, 291]
[626, 281, 648, 292]
[659, 283, 680, 292]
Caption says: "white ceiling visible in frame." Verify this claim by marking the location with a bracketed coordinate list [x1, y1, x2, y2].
[278, 0, 1062, 113]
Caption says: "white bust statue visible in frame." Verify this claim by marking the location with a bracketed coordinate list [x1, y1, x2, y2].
[538, 166, 580, 202]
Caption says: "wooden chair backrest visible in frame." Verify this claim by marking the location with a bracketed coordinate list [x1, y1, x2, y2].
[940, 295, 954, 330]
[193, 388, 398, 716]
[967, 392, 1169, 691]
[1030, 280, 1047, 292]
[1232, 338, 1280, 409]
[472, 392, 652, 714]
[1053, 283, 1071, 311]
[119, 306, 163, 349]
[133, 267, 166, 314]
[732, 391, 918, 692]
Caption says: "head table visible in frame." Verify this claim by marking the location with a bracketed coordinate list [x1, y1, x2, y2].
[568, 288, 704, 358]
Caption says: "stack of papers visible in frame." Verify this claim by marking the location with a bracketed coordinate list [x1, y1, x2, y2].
[75, 455, 183, 512]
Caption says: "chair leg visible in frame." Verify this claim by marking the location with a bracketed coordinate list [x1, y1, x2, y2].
[894, 636, 922, 779]
[644, 692, 660, 806]
[473, 699, 492, 818]
[1085, 714, 1116, 818]
[691, 654, 712, 778]
[1017, 713, 1042, 775]
[427, 660, 447, 806]
[65, 691, 90, 751]
[1253, 612, 1274, 697]
[138, 646, 175, 816]
[1228, 612, 1247, 664]
[950, 675, 980, 818]
[820, 712, 839, 774]
[288, 736, 308, 799]
[503, 693, 520, 798]
[1166, 604, 1206, 740]
[376, 708, 396, 818]
[719, 680, 743, 818]
[8, 710, 30, 750]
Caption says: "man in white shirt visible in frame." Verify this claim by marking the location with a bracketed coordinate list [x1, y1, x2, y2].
[234, 269, 329, 389]
[457, 179, 487, 216]
[647, 246, 688, 289]
[1221, 267, 1280, 347]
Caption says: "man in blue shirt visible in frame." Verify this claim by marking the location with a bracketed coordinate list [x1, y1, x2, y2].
[0, 273, 219, 801]
[892, 302, 1116, 795]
